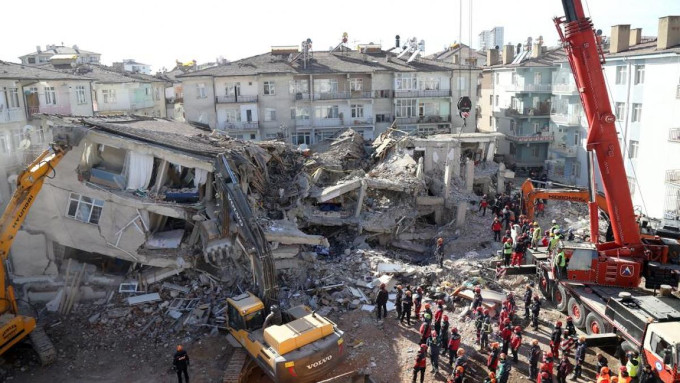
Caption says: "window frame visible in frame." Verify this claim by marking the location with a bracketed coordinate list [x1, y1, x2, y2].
[75, 85, 87, 104]
[628, 140, 639, 159]
[351, 104, 364, 118]
[8, 88, 20, 108]
[197, 83, 207, 99]
[615, 102, 626, 121]
[632, 103, 642, 122]
[634, 65, 645, 85]
[44, 87, 57, 105]
[263, 81, 275, 95]
[264, 108, 277, 122]
[349, 78, 363, 91]
[65, 192, 105, 225]
[615, 66, 627, 85]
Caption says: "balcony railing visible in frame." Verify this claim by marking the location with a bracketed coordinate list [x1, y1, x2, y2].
[221, 121, 259, 130]
[1, 108, 26, 123]
[373, 90, 393, 99]
[551, 113, 582, 126]
[313, 92, 350, 101]
[260, 120, 281, 129]
[293, 93, 311, 101]
[216, 95, 258, 104]
[395, 115, 451, 124]
[506, 83, 552, 92]
[494, 107, 550, 118]
[669, 128, 680, 143]
[294, 119, 311, 127]
[350, 91, 372, 99]
[550, 145, 578, 157]
[552, 83, 579, 94]
[314, 118, 342, 127]
[394, 89, 451, 98]
[349, 117, 373, 126]
[505, 132, 554, 143]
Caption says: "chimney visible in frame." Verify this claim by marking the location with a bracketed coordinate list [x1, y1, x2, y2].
[502, 44, 515, 65]
[629, 28, 642, 46]
[531, 35, 544, 58]
[657, 16, 680, 50]
[487, 48, 499, 66]
[395, 35, 400, 48]
[36, 45, 41, 53]
[610, 24, 630, 53]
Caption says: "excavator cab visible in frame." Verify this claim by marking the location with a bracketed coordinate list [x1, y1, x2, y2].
[643, 322, 680, 382]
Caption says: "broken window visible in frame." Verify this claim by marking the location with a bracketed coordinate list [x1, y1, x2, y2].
[66, 192, 104, 224]
[81, 144, 128, 189]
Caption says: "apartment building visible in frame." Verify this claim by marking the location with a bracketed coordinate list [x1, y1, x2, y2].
[19, 44, 101, 65]
[0, 61, 94, 209]
[180, 45, 479, 144]
[113, 59, 152, 75]
[479, 27, 504, 51]
[480, 40, 564, 172]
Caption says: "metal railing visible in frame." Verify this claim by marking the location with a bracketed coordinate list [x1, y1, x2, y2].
[494, 107, 550, 118]
[313, 92, 350, 100]
[350, 91, 372, 99]
[349, 117, 373, 125]
[394, 89, 451, 98]
[669, 128, 680, 143]
[506, 83, 552, 92]
[215, 95, 258, 103]
[220, 121, 259, 130]
[395, 115, 451, 124]
[293, 93, 311, 101]
[552, 83, 578, 94]
[314, 118, 342, 127]
[373, 90, 393, 98]
[0, 108, 26, 123]
[550, 145, 577, 157]
[505, 132, 554, 143]
[551, 113, 582, 126]
[294, 119, 311, 127]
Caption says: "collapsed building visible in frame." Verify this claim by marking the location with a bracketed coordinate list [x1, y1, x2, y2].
[10, 115, 505, 309]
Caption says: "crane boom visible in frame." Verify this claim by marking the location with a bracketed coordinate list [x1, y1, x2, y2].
[555, 0, 642, 249]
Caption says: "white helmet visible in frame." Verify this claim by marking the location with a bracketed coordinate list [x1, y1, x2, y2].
[552, 219, 557, 224]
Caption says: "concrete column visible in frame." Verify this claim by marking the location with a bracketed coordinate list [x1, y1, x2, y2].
[153, 160, 169, 193]
[465, 158, 475, 192]
[486, 141, 496, 162]
[497, 162, 506, 194]
[456, 201, 467, 228]
[444, 162, 452, 202]
[354, 180, 367, 218]
[205, 172, 214, 201]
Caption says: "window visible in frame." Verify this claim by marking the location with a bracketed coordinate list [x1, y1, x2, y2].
[489, 116, 493, 127]
[289, 79, 309, 94]
[76, 86, 87, 104]
[0, 134, 8, 154]
[225, 110, 239, 123]
[628, 177, 636, 198]
[615, 66, 627, 85]
[350, 78, 363, 91]
[8, 88, 20, 108]
[375, 114, 388, 123]
[314, 79, 338, 94]
[44, 87, 56, 105]
[196, 83, 207, 99]
[632, 103, 642, 122]
[314, 105, 339, 119]
[351, 104, 364, 118]
[532, 146, 540, 157]
[102, 89, 116, 103]
[421, 77, 441, 90]
[145, 87, 151, 97]
[395, 73, 417, 90]
[628, 140, 639, 159]
[265, 133, 278, 140]
[264, 108, 277, 122]
[395, 99, 417, 118]
[573, 131, 581, 146]
[572, 162, 581, 178]
[534, 72, 542, 85]
[264, 81, 275, 95]
[292, 132, 311, 145]
[634, 65, 645, 85]
[226, 82, 241, 96]
[28, 57, 36, 64]
[511, 73, 518, 85]
[615, 102, 626, 121]
[249, 134, 256, 140]
[66, 193, 104, 225]
[489, 95, 493, 105]
[495, 95, 499, 106]
[154, 87, 161, 101]
[290, 107, 310, 120]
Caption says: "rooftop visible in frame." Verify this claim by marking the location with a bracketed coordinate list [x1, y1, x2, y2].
[20, 45, 99, 58]
[605, 39, 680, 59]
[179, 49, 468, 78]
[36, 63, 165, 84]
[484, 47, 567, 70]
[426, 43, 486, 63]
[0, 60, 91, 81]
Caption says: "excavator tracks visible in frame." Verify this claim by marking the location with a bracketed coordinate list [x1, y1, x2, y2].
[222, 348, 248, 383]
[28, 326, 56, 365]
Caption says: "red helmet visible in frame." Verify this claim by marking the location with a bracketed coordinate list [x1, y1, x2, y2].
[424, 303, 431, 309]
[545, 351, 553, 358]
[476, 307, 484, 313]
[619, 366, 627, 372]
[431, 330, 437, 337]
[451, 327, 458, 333]
[421, 344, 428, 350]
[474, 286, 481, 293]
[504, 318, 511, 324]
[443, 315, 449, 321]
[438, 299, 445, 305]
[556, 321, 563, 327]
[533, 296, 539, 301]
[506, 230, 511, 234]
[566, 316, 573, 321]
[514, 326, 522, 332]
[483, 309, 490, 315]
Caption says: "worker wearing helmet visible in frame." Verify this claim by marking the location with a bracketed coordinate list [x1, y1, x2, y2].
[413, 344, 428, 383]
[487, 342, 501, 371]
[532, 221, 543, 249]
[596, 353, 609, 378]
[400, 289, 413, 325]
[550, 219, 561, 235]
[475, 308, 485, 345]
[530, 295, 541, 330]
[427, 329, 442, 373]
[492, 217, 503, 242]
[502, 230, 512, 244]
[523, 283, 534, 319]
[481, 313, 493, 351]
[529, 339, 541, 380]
[625, 351, 640, 379]
[496, 353, 511, 383]
[510, 326, 522, 362]
[566, 316, 576, 337]
[471, 286, 483, 313]
[503, 237, 513, 267]
[419, 313, 433, 344]
[423, 303, 433, 323]
[440, 315, 450, 355]
[447, 327, 461, 367]
[479, 194, 489, 216]
[435, 237, 445, 267]
[554, 247, 567, 280]
[551, 321, 563, 359]
[375, 282, 389, 321]
[557, 353, 574, 383]
[173, 344, 190, 383]
[500, 319, 513, 355]
[572, 336, 587, 380]
[414, 287, 423, 318]
[541, 351, 555, 381]
[618, 366, 632, 383]
[597, 366, 611, 383]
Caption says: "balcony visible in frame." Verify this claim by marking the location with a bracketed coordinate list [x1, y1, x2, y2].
[552, 83, 579, 94]
[506, 83, 552, 93]
[505, 132, 554, 143]
[373, 90, 393, 99]
[293, 93, 311, 101]
[294, 119, 311, 128]
[0, 108, 25, 123]
[395, 115, 451, 125]
[349, 117, 373, 126]
[494, 107, 550, 119]
[394, 89, 451, 98]
[216, 95, 258, 104]
[350, 91, 372, 99]
[260, 120, 281, 129]
[550, 145, 578, 157]
[314, 118, 342, 127]
[669, 128, 680, 143]
[551, 113, 582, 126]
[313, 92, 350, 101]
[220, 121, 259, 131]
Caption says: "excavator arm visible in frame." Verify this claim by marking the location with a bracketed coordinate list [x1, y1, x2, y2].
[520, 179, 608, 220]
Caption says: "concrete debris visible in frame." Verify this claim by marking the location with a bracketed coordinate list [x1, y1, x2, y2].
[127, 293, 161, 305]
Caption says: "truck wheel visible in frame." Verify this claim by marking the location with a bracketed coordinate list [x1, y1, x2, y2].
[553, 284, 568, 312]
[568, 297, 587, 328]
[539, 269, 550, 298]
[585, 312, 606, 335]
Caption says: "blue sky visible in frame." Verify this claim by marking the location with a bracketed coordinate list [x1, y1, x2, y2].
[1, 0, 678, 72]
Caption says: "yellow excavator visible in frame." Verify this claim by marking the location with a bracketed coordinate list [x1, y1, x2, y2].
[211, 154, 345, 383]
[0, 136, 74, 365]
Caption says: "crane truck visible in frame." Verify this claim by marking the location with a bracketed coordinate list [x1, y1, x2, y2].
[511, 1, 680, 382]
[210, 154, 345, 383]
[0, 137, 74, 365]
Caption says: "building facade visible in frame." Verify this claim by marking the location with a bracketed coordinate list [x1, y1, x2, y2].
[19, 44, 101, 65]
[479, 27, 504, 51]
[180, 46, 479, 144]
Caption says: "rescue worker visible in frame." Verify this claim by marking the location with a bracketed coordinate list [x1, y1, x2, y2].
[550, 219, 561, 235]
[500, 319, 512, 355]
[427, 330, 441, 374]
[560, 329, 574, 357]
[595, 353, 609, 377]
[565, 316, 576, 337]
[503, 238, 513, 267]
[454, 348, 468, 373]
[618, 366, 632, 383]
[537, 199, 545, 217]
[539, 233, 550, 247]
[496, 353, 512, 383]
[487, 342, 501, 371]
[401, 290, 413, 325]
[480, 195, 489, 216]
[625, 351, 640, 379]
[638, 364, 656, 383]
[572, 336, 587, 381]
[419, 313, 432, 344]
[414, 287, 423, 318]
[542, 351, 555, 381]
[440, 315, 450, 356]
[530, 295, 541, 330]
[173, 345, 190, 383]
[557, 354, 574, 383]
[511, 234, 526, 266]
[597, 367, 611, 383]
[471, 287, 483, 312]
[447, 327, 461, 367]
[422, 303, 433, 323]
[551, 321, 563, 359]
[484, 371, 498, 383]
[554, 248, 567, 280]
[434, 300, 444, 335]
[492, 217, 503, 242]
[504, 292, 517, 318]
[395, 285, 403, 320]
[375, 283, 389, 320]
[538, 371, 551, 383]
[498, 305, 509, 327]
[529, 339, 541, 380]
[263, 305, 283, 329]
[451, 366, 466, 383]
[502, 230, 512, 244]
[523, 283, 534, 319]
[413, 344, 428, 383]
[435, 237, 444, 267]
[475, 307, 484, 344]
[510, 326, 522, 363]
[481, 314, 493, 351]
[532, 222, 543, 249]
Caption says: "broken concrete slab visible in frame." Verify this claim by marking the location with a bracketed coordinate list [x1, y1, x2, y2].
[390, 240, 428, 253]
[317, 179, 362, 202]
[264, 220, 330, 247]
[416, 196, 445, 206]
[376, 263, 404, 273]
[145, 229, 185, 249]
[142, 267, 184, 285]
[127, 293, 161, 305]
[364, 177, 407, 192]
[162, 282, 190, 294]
